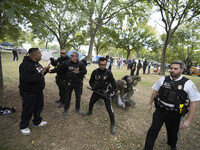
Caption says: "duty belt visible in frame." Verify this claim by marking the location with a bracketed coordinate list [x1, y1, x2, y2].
[155, 99, 178, 112]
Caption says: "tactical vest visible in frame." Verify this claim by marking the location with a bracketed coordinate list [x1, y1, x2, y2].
[158, 76, 188, 105]
[66, 61, 83, 81]
[56, 57, 69, 76]
[94, 69, 111, 93]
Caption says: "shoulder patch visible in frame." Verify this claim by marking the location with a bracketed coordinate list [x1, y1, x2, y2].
[192, 84, 199, 93]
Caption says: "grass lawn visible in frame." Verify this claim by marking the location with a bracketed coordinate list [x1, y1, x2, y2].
[0, 52, 200, 150]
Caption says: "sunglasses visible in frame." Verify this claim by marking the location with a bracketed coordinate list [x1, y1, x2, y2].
[60, 53, 66, 54]
[99, 64, 106, 66]
[70, 55, 76, 57]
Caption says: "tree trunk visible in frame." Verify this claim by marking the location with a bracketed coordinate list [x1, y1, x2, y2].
[45, 40, 49, 49]
[126, 50, 130, 60]
[160, 32, 171, 75]
[88, 32, 96, 61]
[160, 43, 167, 75]
[0, 52, 4, 101]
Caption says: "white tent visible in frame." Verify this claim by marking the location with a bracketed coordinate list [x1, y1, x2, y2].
[41, 50, 53, 60]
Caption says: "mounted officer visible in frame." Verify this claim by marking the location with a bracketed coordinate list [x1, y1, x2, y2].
[49, 49, 69, 108]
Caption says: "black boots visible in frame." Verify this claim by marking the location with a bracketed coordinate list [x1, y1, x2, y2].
[82, 111, 92, 116]
[62, 109, 68, 116]
[58, 103, 64, 108]
[55, 100, 61, 103]
[110, 124, 116, 135]
[76, 109, 81, 114]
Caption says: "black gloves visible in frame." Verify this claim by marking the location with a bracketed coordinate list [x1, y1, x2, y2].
[50, 57, 54, 63]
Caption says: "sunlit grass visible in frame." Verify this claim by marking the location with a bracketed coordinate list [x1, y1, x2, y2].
[1, 51, 200, 91]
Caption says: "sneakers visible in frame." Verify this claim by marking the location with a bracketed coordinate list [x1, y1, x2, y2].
[33, 121, 48, 127]
[21, 128, 31, 135]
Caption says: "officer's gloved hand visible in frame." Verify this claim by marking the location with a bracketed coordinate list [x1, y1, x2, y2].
[91, 86, 97, 91]
[50, 57, 54, 63]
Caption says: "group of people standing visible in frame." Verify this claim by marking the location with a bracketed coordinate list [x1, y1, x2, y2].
[18, 48, 200, 150]
[128, 58, 153, 76]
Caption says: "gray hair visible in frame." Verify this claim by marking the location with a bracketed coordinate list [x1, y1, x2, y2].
[171, 60, 185, 69]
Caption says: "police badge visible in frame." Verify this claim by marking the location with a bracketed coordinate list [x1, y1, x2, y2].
[178, 85, 183, 90]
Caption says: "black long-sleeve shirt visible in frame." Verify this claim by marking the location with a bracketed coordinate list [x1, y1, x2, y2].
[19, 56, 45, 94]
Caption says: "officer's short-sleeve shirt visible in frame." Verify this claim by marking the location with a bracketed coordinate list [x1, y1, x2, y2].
[152, 75, 200, 102]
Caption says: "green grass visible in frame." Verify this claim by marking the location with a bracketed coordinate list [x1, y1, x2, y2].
[1, 51, 200, 150]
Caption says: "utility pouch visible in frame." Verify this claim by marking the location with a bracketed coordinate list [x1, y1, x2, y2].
[154, 96, 161, 109]
[167, 90, 177, 103]
[179, 104, 189, 116]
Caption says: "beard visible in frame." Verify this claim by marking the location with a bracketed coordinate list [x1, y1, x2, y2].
[170, 71, 182, 78]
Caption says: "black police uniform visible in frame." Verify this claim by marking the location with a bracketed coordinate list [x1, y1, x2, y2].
[130, 60, 136, 76]
[50, 56, 69, 104]
[136, 61, 142, 76]
[86, 68, 116, 126]
[19, 56, 45, 129]
[144, 76, 189, 150]
[64, 60, 87, 112]
[143, 60, 148, 74]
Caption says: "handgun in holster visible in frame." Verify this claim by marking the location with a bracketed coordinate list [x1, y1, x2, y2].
[154, 96, 163, 109]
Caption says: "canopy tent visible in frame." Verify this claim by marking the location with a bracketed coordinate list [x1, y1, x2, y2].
[92, 55, 103, 64]
[41, 49, 53, 60]
[67, 50, 82, 60]
[0, 42, 15, 47]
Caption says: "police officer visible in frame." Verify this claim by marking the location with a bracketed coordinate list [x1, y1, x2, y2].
[136, 60, 142, 76]
[49, 49, 69, 108]
[130, 59, 136, 76]
[144, 60, 200, 150]
[143, 59, 148, 74]
[83, 57, 116, 134]
[63, 52, 87, 115]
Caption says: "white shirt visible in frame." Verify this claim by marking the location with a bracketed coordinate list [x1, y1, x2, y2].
[106, 60, 111, 69]
[152, 75, 200, 106]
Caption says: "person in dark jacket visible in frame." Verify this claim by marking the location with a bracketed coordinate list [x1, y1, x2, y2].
[136, 60, 142, 76]
[49, 49, 69, 108]
[143, 59, 148, 74]
[62, 52, 87, 116]
[19, 48, 49, 135]
[12, 47, 18, 61]
[130, 59, 136, 76]
[82, 57, 116, 134]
